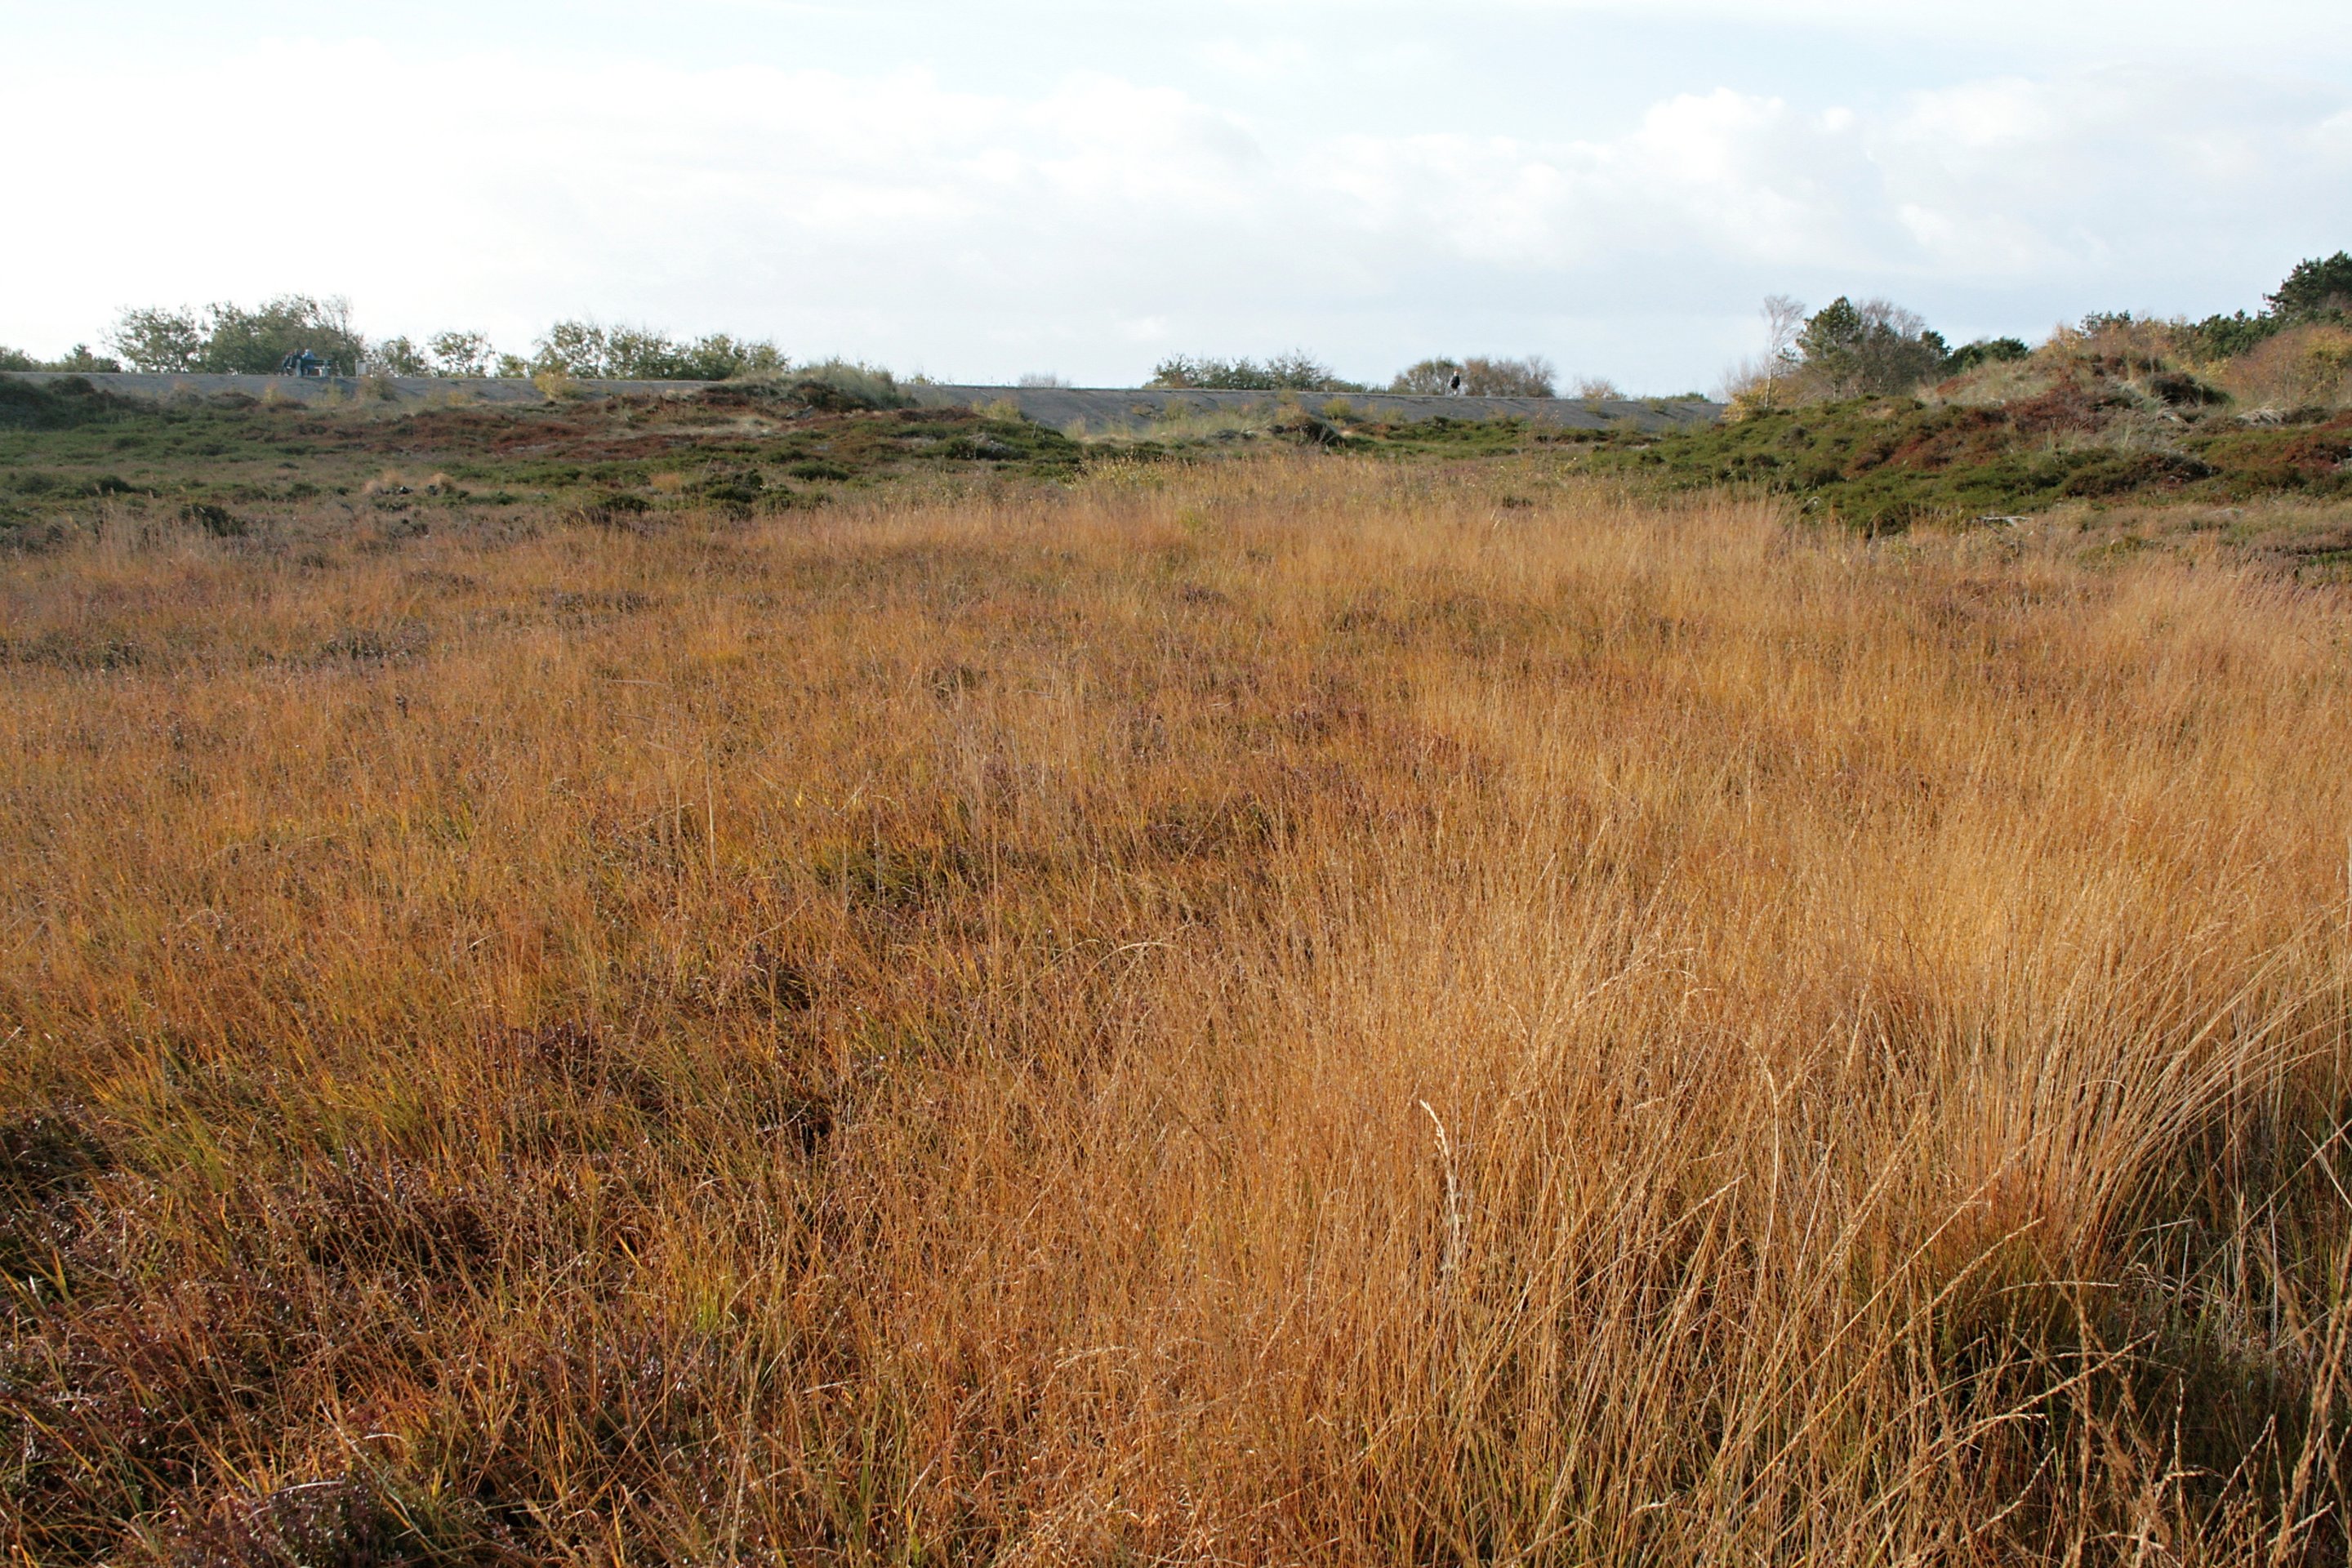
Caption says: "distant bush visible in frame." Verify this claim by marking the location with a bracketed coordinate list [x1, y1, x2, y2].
[1794, 297, 1950, 398]
[1388, 359, 1457, 395]
[2180, 310, 2283, 362]
[64, 299, 809, 383]
[369, 336, 431, 376]
[1943, 337, 2030, 375]
[2065, 313, 2186, 376]
[367, 330, 501, 378]
[1148, 353, 1362, 393]
[426, 332, 496, 378]
[788, 359, 910, 410]
[2266, 251, 2352, 321]
[1388, 356, 1557, 397]
[693, 359, 911, 412]
[1725, 295, 1956, 410]
[0, 344, 122, 373]
[106, 307, 203, 372]
[109, 295, 366, 376]
[2212, 321, 2352, 411]
[2076, 256, 2350, 368]
[530, 321, 788, 381]
[1017, 372, 1072, 388]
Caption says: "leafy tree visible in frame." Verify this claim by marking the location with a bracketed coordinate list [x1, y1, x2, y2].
[427, 331, 496, 377]
[108, 296, 363, 374]
[373, 333, 506, 376]
[1795, 296, 1949, 396]
[599, 327, 684, 380]
[531, 320, 612, 378]
[200, 296, 364, 374]
[108, 305, 206, 372]
[2265, 252, 2352, 320]
[371, 336, 431, 375]
[675, 333, 787, 381]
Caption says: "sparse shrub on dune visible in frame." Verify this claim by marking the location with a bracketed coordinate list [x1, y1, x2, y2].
[784, 358, 911, 409]
[2213, 321, 2352, 413]
[1729, 255, 2352, 425]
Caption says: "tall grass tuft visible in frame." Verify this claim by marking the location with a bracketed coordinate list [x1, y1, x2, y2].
[1, 459, 2348, 1561]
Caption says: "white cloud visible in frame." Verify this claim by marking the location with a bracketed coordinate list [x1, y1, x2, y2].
[3, 27, 2348, 390]
[1285, 0, 2352, 56]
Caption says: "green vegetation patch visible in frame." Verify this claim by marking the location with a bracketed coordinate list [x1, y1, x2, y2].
[0, 376, 132, 432]
[1573, 396, 2352, 532]
[1353, 413, 1614, 460]
[0, 381, 1099, 544]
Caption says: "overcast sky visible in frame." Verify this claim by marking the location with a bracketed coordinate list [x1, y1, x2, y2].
[6, 0, 2350, 390]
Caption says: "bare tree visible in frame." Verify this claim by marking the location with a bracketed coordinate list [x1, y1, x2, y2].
[1761, 294, 1806, 404]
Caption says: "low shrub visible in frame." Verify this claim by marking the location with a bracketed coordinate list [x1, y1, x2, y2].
[0, 376, 127, 430]
[1149, 352, 1363, 393]
[1389, 355, 1558, 397]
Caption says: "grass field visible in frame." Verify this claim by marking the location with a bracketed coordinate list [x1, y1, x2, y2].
[4, 456, 2350, 1563]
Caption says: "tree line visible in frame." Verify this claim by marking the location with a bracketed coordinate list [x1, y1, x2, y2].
[5, 254, 2345, 395]
[0, 297, 794, 383]
[1144, 352, 1592, 398]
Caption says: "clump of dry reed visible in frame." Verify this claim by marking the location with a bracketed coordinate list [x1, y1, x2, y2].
[2, 461, 2349, 1563]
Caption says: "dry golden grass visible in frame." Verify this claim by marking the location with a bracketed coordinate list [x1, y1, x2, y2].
[2210, 323, 2352, 415]
[3, 460, 2350, 1564]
